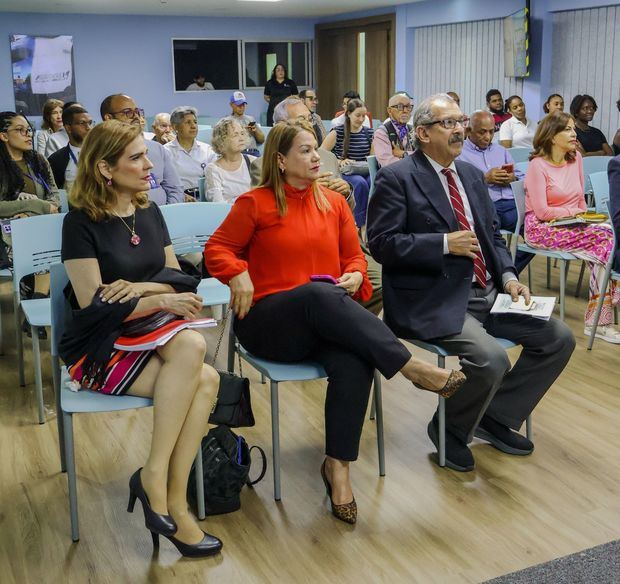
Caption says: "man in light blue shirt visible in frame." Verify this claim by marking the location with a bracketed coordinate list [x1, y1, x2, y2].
[458, 110, 531, 272]
[100, 94, 184, 205]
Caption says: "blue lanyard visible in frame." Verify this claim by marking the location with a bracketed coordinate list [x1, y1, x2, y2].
[68, 148, 78, 165]
[23, 164, 50, 194]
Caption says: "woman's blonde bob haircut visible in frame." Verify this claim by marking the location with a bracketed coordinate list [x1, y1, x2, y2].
[70, 120, 150, 221]
[530, 111, 577, 163]
[259, 120, 331, 216]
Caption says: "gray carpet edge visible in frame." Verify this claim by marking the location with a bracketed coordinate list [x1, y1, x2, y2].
[482, 539, 620, 584]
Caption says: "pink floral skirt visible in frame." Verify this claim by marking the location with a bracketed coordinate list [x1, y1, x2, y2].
[524, 212, 619, 325]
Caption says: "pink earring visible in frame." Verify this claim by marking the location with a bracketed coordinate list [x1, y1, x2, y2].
[106, 178, 112, 186]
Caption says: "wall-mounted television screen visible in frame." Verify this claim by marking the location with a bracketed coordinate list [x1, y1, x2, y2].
[172, 39, 240, 91]
[504, 7, 529, 78]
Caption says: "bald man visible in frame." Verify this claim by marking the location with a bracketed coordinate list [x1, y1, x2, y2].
[457, 110, 531, 273]
[372, 93, 415, 167]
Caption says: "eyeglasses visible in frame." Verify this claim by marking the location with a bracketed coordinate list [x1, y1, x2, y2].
[305, 96, 318, 102]
[110, 108, 145, 119]
[423, 117, 469, 130]
[5, 126, 34, 136]
[72, 120, 94, 128]
[390, 104, 413, 112]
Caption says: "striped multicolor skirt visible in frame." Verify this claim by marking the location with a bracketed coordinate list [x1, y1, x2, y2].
[67, 349, 154, 395]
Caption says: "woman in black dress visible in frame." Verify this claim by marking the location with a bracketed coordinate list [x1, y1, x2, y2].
[60, 120, 222, 557]
[264, 63, 298, 126]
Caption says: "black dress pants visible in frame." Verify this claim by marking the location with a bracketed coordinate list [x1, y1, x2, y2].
[234, 283, 411, 461]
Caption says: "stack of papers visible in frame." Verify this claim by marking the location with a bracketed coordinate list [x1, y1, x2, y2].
[490, 294, 556, 321]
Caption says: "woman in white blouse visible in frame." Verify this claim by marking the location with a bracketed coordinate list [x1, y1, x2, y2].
[35, 99, 64, 155]
[205, 119, 255, 203]
[498, 95, 536, 149]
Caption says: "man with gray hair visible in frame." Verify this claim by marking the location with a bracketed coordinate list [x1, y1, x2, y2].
[457, 110, 532, 272]
[367, 93, 574, 472]
[251, 96, 383, 316]
[372, 92, 415, 167]
[100, 93, 183, 204]
[151, 112, 175, 145]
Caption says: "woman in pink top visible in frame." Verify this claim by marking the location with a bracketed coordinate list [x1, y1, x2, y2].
[525, 111, 619, 343]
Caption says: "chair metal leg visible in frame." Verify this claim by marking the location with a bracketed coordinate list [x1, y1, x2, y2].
[260, 374, 266, 384]
[559, 260, 567, 321]
[527, 262, 533, 291]
[372, 371, 385, 477]
[546, 257, 551, 289]
[437, 355, 446, 468]
[525, 415, 532, 441]
[31, 326, 45, 424]
[195, 449, 205, 520]
[63, 412, 79, 541]
[52, 356, 66, 471]
[270, 380, 281, 501]
[575, 261, 586, 298]
[14, 292, 25, 387]
[587, 262, 612, 350]
[369, 392, 376, 420]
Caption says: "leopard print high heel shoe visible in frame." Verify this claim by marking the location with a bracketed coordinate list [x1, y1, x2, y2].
[320, 459, 357, 524]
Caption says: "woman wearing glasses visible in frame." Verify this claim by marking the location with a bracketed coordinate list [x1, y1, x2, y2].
[0, 111, 59, 337]
[372, 93, 415, 167]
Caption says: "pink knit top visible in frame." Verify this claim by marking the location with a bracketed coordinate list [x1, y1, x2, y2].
[524, 151, 586, 221]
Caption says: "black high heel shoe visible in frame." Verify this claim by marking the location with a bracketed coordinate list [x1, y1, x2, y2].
[127, 468, 177, 537]
[150, 530, 223, 558]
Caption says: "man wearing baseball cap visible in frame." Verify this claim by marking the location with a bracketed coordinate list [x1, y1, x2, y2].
[224, 91, 264, 156]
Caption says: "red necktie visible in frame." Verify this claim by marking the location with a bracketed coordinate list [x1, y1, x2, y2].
[441, 168, 487, 288]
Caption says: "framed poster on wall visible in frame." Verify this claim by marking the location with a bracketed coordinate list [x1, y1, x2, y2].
[9, 34, 77, 116]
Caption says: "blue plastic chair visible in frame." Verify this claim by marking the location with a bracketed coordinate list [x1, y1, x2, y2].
[407, 338, 532, 467]
[197, 129, 213, 144]
[514, 161, 529, 176]
[0, 264, 11, 355]
[590, 171, 610, 214]
[11, 213, 65, 423]
[257, 126, 271, 155]
[509, 181, 578, 320]
[227, 323, 385, 501]
[159, 202, 232, 308]
[583, 156, 612, 198]
[49, 263, 206, 541]
[587, 201, 619, 350]
[507, 147, 531, 163]
[367, 155, 379, 199]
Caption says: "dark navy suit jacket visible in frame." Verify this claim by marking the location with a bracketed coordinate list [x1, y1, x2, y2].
[608, 155, 620, 272]
[367, 149, 516, 340]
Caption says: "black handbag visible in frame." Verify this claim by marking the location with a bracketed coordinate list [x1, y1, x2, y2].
[188, 425, 266, 515]
[208, 308, 255, 428]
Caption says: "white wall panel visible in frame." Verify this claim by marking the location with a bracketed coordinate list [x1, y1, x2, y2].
[413, 18, 524, 117]
[551, 5, 620, 144]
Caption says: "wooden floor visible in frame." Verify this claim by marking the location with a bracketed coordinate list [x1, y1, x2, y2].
[1, 257, 619, 584]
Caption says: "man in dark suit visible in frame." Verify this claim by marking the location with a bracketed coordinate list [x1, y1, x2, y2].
[608, 155, 620, 273]
[47, 105, 92, 190]
[367, 93, 575, 472]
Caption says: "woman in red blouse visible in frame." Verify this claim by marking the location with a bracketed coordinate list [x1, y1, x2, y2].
[205, 122, 465, 524]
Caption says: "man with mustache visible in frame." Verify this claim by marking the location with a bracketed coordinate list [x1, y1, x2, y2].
[367, 93, 574, 472]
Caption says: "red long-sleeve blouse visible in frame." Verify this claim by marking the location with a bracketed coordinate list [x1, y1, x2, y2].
[204, 183, 372, 304]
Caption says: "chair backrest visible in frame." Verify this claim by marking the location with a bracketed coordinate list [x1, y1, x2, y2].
[510, 180, 526, 259]
[507, 147, 530, 163]
[50, 262, 69, 357]
[372, 118, 382, 129]
[323, 120, 333, 132]
[11, 213, 66, 287]
[58, 189, 69, 213]
[514, 161, 529, 175]
[258, 126, 272, 154]
[582, 156, 612, 177]
[590, 171, 610, 214]
[197, 129, 213, 144]
[367, 155, 379, 199]
[159, 202, 232, 255]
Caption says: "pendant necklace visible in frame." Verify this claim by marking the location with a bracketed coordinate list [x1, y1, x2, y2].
[114, 210, 141, 246]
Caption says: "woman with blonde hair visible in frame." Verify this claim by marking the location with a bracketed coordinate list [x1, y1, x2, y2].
[60, 120, 223, 556]
[205, 118, 254, 203]
[524, 111, 619, 343]
[35, 98, 64, 155]
[205, 121, 465, 525]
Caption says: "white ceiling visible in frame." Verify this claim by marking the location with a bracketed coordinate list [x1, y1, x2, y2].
[0, 0, 421, 19]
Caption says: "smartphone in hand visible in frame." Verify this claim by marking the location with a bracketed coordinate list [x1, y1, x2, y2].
[501, 163, 514, 173]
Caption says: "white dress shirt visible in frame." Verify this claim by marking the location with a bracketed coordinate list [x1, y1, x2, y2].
[164, 138, 217, 190]
[64, 144, 81, 194]
[498, 116, 536, 148]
